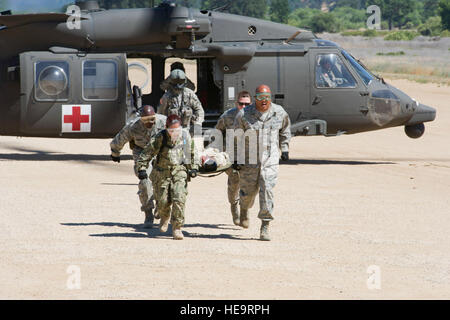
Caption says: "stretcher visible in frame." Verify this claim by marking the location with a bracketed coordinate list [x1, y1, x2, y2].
[197, 147, 233, 177]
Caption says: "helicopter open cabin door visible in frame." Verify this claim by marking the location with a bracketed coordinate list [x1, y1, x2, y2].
[19, 51, 127, 138]
[308, 48, 369, 135]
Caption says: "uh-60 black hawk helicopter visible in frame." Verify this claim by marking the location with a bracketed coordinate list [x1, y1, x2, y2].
[0, 0, 436, 141]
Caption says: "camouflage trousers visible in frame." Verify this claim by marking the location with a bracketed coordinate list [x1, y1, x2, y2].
[133, 148, 154, 212]
[225, 168, 240, 206]
[151, 166, 188, 228]
[239, 164, 279, 221]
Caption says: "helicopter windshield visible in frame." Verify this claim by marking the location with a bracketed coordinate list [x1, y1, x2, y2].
[341, 50, 375, 86]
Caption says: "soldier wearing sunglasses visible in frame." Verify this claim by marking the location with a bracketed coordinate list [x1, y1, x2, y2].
[215, 91, 252, 225]
[234, 85, 291, 241]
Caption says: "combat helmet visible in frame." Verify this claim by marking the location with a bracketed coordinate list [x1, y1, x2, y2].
[169, 69, 187, 89]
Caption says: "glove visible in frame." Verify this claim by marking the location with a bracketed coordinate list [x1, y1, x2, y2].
[281, 152, 289, 161]
[138, 170, 148, 180]
[110, 155, 120, 163]
[189, 169, 198, 178]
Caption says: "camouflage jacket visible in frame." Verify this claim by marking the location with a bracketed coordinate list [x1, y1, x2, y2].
[136, 129, 199, 173]
[234, 103, 291, 167]
[215, 107, 241, 160]
[158, 87, 204, 128]
[215, 107, 240, 133]
[110, 114, 167, 157]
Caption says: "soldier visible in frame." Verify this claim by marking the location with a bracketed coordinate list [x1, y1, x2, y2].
[158, 69, 204, 132]
[136, 114, 199, 240]
[160, 61, 196, 92]
[317, 55, 339, 88]
[110, 105, 166, 228]
[234, 85, 291, 241]
[215, 90, 252, 226]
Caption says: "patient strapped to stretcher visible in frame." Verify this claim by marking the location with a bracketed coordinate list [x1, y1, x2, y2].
[200, 147, 232, 173]
[193, 137, 232, 174]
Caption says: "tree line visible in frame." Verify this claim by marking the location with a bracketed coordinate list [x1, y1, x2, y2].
[289, 0, 449, 36]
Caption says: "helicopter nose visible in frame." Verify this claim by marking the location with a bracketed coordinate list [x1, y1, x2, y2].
[404, 103, 436, 139]
[406, 103, 436, 126]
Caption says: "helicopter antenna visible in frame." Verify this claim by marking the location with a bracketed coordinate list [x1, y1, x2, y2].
[284, 30, 302, 44]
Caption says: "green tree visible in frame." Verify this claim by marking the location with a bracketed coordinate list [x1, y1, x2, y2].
[422, 0, 439, 20]
[403, 1, 424, 28]
[439, 0, 450, 30]
[291, 0, 325, 9]
[310, 12, 339, 33]
[418, 16, 443, 36]
[371, 0, 416, 30]
[288, 7, 321, 29]
[270, 0, 290, 23]
[332, 6, 366, 30]
[333, 0, 367, 10]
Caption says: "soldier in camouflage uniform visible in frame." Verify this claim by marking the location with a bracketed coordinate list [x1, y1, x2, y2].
[158, 69, 204, 133]
[215, 91, 252, 226]
[234, 85, 291, 241]
[136, 114, 199, 240]
[160, 62, 195, 92]
[110, 105, 166, 228]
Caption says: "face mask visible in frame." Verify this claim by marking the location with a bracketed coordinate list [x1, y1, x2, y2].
[172, 87, 184, 95]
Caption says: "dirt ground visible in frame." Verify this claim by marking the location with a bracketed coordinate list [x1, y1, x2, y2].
[0, 79, 449, 299]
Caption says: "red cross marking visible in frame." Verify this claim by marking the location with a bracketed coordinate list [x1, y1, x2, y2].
[64, 106, 90, 131]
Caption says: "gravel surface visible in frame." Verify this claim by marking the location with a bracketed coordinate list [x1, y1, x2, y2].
[0, 79, 449, 299]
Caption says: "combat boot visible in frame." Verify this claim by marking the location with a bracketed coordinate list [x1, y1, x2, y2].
[260, 221, 271, 241]
[231, 203, 240, 226]
[240, 208, 249, 229]
[172, 226, 184, 240]
[159, 215, 170, 233]
[143, 208, 154, 229]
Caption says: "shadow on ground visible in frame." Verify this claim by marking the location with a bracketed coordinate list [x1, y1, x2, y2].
[0, 152, 133, 162]
[61, 221, 253, 241]
[0, 144, 133, 162]
[282, 158, 396, 165]
[101, 183, 138, 186]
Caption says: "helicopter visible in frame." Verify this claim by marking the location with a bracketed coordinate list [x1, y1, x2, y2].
[0, 0, 436, 140]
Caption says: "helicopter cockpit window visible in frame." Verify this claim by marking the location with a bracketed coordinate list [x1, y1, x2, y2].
[83, 60, 118, 101]
[315, 54, 356, 89]
[341, 50, 375, 86]
[35, 61, 69, 101]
